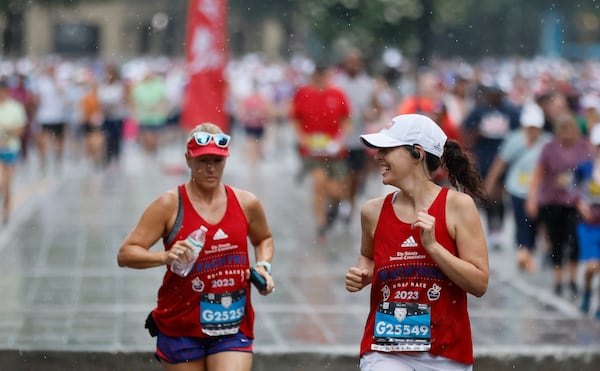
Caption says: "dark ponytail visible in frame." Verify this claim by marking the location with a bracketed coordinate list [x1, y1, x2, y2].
[425, 140, 487, 201]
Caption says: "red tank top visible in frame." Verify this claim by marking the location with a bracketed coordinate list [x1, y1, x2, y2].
[153, 184, 255, 338]
[360, 188, 474, 364]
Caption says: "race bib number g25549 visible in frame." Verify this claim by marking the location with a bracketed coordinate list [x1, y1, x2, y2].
[372, 302, 431, 352]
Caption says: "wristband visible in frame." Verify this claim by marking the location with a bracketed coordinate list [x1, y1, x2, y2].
[256, 261, 272, 274]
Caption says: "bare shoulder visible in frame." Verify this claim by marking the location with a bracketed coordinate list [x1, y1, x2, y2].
[135, 187, 180, 234]
[155, 187, 179, 208]
[231, 187, 258, 204]
[231, 187, 262, 212]
[446, 189, 479, 221]
[148, 188, 179, 217]
[361, 196, 386, 220]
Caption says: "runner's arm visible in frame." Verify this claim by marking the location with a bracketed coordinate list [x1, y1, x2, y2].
[426, 191, 489, 297]
[117, 190, 177, 269]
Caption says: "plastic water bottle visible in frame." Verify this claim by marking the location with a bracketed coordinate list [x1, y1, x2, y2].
[171, 226, 208, 277]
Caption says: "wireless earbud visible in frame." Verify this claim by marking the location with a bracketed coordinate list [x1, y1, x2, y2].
[409, 145, 421, 159]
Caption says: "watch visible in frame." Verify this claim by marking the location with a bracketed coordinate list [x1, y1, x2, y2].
[255, 261, 272, 274]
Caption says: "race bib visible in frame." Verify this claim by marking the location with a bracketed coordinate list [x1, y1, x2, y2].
[307, 133, 340, 156]
[200, 288, 246, 336]
[555, 172, 573, 189]
[372, 302, 431, 352]
[517, 172, 531, 186]
[588, 181, 600, 196]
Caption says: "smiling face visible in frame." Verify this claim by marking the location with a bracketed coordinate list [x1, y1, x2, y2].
[373, 146, 416, 186]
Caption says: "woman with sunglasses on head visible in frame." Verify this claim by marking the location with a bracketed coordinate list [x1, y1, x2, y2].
[345, 114, 488, 371]
[117, 122, 275, 371]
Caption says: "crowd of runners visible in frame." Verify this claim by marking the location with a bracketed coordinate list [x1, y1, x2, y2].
[1, 52, 600, 321]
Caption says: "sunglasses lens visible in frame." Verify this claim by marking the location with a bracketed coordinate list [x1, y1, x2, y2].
[194, 132, 211, 145]
[214, 134, 231, 148]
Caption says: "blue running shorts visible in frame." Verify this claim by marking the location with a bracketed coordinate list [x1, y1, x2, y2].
[577, 223, 600, 261]
[0, 150, 19, 165]
[155, 330, 253, 364]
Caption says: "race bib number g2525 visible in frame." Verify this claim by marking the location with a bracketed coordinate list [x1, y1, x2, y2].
[200, 288, 246, 336]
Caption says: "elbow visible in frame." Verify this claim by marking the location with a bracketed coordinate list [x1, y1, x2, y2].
[472, 285, 487, 298]
[117, 250, 128, 268]
[471, 279, 489, 298]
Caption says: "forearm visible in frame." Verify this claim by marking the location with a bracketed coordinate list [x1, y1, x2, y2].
[428, 243, 488, 297]
[254, 236, 274, 264]
[117, 245, 167, 269]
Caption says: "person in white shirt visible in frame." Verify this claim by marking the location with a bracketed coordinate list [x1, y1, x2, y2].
[332, 48, 379, 225]
[98, 64, 129, 165]
[34, 65, 68, 172]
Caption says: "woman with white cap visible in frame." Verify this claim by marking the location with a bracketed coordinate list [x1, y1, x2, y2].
[484, 102, 552, 271]
[345, 114, 489, 371]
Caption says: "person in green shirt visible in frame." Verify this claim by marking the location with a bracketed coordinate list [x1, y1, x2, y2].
[130, 69, 169, 155]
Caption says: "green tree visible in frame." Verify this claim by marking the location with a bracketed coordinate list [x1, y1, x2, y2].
[293, 0, 600, 63]
[294, 0, 472, 65]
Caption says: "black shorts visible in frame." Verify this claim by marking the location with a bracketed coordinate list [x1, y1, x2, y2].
[347, 148, 367, 172]
[41, 122, 66, 138]
[244, 126, 265, 139]
[81, 123, 103, 136]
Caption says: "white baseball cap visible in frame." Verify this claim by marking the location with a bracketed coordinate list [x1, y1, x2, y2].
[360, 114, 448, 158]
[520, 102, 545, 128]
[590, 124, 600, 146]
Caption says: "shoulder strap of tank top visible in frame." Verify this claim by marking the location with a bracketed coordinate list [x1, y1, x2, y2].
[431, 187, 449, 207]
[379, 192, 397, 218]
[428, 187, 449, 223]
[223, 184, 246, 220]
[165, 185, 185, 245]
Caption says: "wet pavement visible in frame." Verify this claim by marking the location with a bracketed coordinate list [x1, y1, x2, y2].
[0, 125, 599, 370]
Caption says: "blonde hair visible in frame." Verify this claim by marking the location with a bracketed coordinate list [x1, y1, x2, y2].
[186, 123, 224, 141]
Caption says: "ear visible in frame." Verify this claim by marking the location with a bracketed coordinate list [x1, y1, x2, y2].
[185, 152, 192, 168]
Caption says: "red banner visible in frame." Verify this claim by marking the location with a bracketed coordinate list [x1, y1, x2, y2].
[182, 0, 228, 132]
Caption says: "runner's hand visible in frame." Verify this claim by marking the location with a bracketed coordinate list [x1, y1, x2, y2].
[346, 267, 369, 292]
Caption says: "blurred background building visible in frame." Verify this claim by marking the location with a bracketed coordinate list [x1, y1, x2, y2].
[0, 0, 597, 63]
[23, 0, 188, 59]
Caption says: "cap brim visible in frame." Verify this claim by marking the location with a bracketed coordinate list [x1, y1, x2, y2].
[187, 145, 229, 157]
[521, 122, 544, 128]
[360, 132, 406, 149]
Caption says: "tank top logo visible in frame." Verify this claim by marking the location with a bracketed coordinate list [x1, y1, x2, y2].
[213, 228, 229, 240]
[401, 236, 418, 248]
